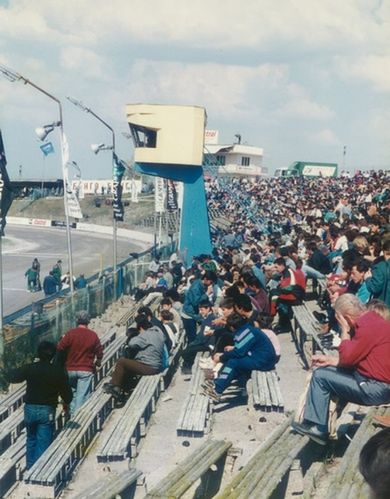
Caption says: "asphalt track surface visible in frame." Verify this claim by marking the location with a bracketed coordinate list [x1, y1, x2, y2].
[2, 224, 148, 317]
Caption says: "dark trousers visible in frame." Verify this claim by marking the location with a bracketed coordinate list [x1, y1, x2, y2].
[304, 366, 390, 428]
[182, 317, 197, 343]
[182, 341, 210, 368]
[111, 357, 159, 389]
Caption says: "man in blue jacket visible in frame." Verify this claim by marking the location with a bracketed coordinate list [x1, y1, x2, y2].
[202, 314, 277, 402]
[181, 271, 217, 342]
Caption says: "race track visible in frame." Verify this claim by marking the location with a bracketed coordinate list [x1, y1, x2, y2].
[2, 224, 149, 317]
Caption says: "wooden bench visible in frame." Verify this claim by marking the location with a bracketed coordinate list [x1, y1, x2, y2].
[176, 352, 212, 437]
[303, 406, 390, 499]
[0, 406, 24, 456]
[249, 370, 284, 412]
[73, 469, 141, 499]
[0, 384, 26, 423]
[0, 435, 25, 498]
[115, 302, 138, 328]
[23, 386, 113, 498]
[215, 416, 308, 498]
[145, 439, 232, 498]
[97, 324, 185, 463]
[292, 303, 331, 368]
[97, 374, 162, 463]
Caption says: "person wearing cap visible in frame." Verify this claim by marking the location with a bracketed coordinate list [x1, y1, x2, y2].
[57, 310, 103, 417]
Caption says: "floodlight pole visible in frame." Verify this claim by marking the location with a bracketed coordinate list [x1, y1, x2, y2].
[0, 65, 74, 295]
[67, 98, 117, 296]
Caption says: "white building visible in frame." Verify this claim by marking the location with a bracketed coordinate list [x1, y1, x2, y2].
[204, 130, 266, 177]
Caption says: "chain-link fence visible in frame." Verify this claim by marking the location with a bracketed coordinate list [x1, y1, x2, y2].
[0, 242, 175, 389]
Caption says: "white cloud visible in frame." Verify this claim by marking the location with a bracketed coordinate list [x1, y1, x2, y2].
[60, 46, 106, 79]
[1, 0, 388, 50]
[124, 60, 288, 120]
[278, 84, 334, 120]
[309, 128, 341, 145]
[335, 54, 390, 92]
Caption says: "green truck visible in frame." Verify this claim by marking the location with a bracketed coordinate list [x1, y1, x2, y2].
[274, 161, 338, 178]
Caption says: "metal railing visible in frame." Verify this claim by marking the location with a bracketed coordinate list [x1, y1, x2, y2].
[0, 242, 176, 389]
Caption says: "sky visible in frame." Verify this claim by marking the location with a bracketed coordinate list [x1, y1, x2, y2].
[0, 0, 389, 180]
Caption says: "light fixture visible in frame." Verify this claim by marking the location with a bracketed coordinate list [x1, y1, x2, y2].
[91, 143, 113, 154]
[35, 121, 61, 141]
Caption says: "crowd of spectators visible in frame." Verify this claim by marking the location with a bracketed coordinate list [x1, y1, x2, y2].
[8, 169, 390, 484]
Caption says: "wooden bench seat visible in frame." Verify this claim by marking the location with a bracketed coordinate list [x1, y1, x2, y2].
[249, 370, 284, 412]
[215, 416, 308, 498]
[0, 384, 26, 423]
[0, 405, 24, 456]
[0, 435, 25, 497]
[97, 321, 185, 463]
[97, 374, 162, 463]
[73, 468, 141, 499]
[176, 352, 212, 437]
[145, 439, 232, 498]
[303, 406, 390, 499]
[115, 303, 138, 327]
[292, 303, 331, 367]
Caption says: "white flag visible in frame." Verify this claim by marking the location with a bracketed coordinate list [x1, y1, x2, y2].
[62, 133, 83, 219]
[131, 178, 138, 203]
[155, 177, 166, 213]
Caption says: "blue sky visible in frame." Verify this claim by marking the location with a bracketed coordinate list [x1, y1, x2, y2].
[0, 0, 389, 180]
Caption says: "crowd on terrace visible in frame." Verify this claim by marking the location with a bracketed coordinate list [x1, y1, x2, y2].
[7, 169, 390, 475]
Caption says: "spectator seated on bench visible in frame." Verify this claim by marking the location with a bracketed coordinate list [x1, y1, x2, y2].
[201, 313, 277, 402]
[269, 257, 306, 334]
[138, 305, 173, 353]
[292, 294, 390, 446]
[181, 300, 217, 375]
[103, 315, 167, 401]
[234, 294, 281, 363]
[159, 296, 182, 331]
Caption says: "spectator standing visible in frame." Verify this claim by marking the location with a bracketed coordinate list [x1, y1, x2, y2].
[32, 258, 41, 291]
[25, 266, 38, 292]
[75, 273, 87, 289]
[57, 311, 103, 417]
[6, 341, 72, 469]
[43, 271, 58, 296]
[52, 260, 62, 290]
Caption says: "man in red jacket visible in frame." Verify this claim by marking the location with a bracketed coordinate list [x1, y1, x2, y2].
[57, 310, 103, 417]
[292, 294, 390, 445]
[270, 257, 306, 333]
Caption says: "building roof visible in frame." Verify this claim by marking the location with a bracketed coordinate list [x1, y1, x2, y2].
[205, 143, 263, 155]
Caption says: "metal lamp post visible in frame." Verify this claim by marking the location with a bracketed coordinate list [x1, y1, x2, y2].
[67, 97, 118, 294]
[0, 65, 75, 295]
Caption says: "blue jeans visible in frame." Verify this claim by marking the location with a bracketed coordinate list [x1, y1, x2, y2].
[68, 371, 94, 417]
[25, 404, 55, 469]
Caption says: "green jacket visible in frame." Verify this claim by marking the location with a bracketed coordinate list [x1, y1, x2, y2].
[366, 259, 390, 307]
